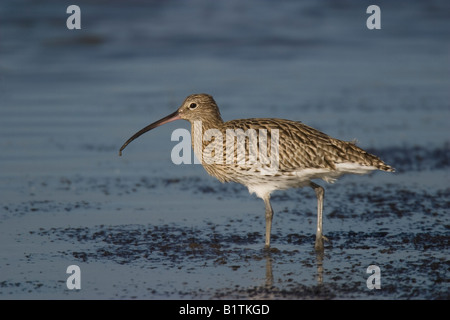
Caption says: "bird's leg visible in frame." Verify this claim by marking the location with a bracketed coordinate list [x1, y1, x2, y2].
[263, 195, 274, 249]
[310, 182, 328, 251]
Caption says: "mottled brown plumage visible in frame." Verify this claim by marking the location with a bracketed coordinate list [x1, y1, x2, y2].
[119, 93, 394, 251]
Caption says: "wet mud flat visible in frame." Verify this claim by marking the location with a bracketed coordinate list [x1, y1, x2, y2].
[0, 144, 449, 299]
[1, 0, 449, 300]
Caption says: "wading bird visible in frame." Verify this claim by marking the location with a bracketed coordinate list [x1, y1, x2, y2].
[119, 94, 394, 251]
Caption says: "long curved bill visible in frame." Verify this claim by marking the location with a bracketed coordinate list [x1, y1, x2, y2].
[119, 110, 181, 156]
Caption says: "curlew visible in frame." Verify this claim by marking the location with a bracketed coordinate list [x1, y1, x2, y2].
[119, 94, 394, 251]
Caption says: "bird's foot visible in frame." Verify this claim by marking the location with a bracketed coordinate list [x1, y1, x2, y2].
[263, 244, 280, 254]
[314, 235, 330, 252]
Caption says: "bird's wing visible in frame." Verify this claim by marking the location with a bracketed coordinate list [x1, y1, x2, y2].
[222, 118, 390, 172]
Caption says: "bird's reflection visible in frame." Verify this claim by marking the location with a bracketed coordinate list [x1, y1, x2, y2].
[262, 248, 325, 289]
[264, 252, 274, 288]
[315, 250, 324, 285]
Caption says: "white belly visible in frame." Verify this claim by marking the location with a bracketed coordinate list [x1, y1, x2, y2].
[243, 162, 378, 199]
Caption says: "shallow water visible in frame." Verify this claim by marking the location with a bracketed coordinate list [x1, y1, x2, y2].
[0, 0, 449, 299]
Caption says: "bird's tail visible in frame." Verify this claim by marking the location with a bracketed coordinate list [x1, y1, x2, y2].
[378, 163, 395, 172]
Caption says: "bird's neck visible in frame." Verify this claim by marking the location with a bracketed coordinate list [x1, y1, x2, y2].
[190, 116, 224, 161]
[190, 115, 224, 135]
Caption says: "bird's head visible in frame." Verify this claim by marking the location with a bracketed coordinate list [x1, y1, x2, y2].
[119, 93, 223, 156]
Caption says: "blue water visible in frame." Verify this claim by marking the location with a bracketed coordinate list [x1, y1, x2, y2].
[0, 0, 449, 299]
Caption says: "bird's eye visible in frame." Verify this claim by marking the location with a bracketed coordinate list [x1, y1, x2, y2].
[189, 103, 197, 109]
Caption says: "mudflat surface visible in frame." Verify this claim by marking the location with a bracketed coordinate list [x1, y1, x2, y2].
[0, 0, 449, 299]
